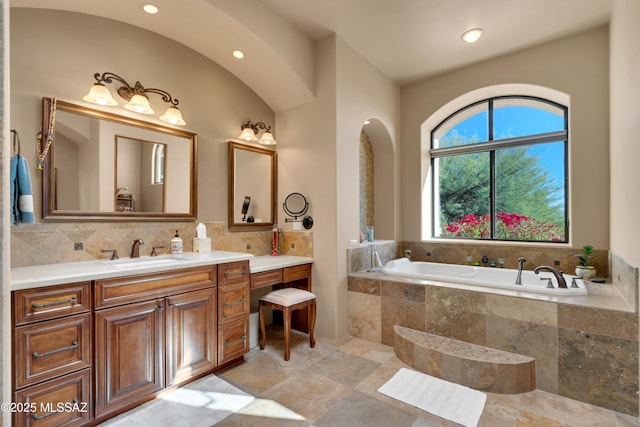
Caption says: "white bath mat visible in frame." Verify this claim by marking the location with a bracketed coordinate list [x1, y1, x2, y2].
[378, 368, 487, 427]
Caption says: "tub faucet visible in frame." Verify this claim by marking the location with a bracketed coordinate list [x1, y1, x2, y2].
[515, 257, 526, 285]
[534, 265, 567, 289]
[130, 239, 144, 258]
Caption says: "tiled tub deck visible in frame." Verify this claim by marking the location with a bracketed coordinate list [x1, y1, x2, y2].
[347, 271, 639, 416]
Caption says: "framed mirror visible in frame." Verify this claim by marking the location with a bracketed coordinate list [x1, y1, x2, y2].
[41, 98, 197, 221]
[228, 141, 277, 230]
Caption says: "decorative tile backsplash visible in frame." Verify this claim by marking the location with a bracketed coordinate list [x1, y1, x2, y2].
[10, 221, 312, 268]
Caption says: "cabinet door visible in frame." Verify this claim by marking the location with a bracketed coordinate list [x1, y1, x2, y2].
[94, 299, 164, 418]
[218, 317, 250, 364]
[13, 369, 91, 427]
[218, 282, 249, 324]
[166, 288, 216, 387]
[15, 313, 91, 389]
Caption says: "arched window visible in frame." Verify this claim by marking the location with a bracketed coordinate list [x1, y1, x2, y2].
[430, 96, 568, 242]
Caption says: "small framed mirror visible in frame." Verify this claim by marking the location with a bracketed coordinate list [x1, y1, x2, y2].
[228, 141, 277, 230]
[41, 98, 197, 221]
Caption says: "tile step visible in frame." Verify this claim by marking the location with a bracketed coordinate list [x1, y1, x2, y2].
[393, 325, 536, 394]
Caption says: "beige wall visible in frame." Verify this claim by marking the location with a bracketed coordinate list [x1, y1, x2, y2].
[401, 26, 610, 251]
[610, 0, 640, 270]
[10, 8, 274, 223]
[276, 35, 401, 338]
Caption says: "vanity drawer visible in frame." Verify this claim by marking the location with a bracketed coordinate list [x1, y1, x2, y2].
[283, 264, 311, 283]
[218, 281, 249, 324]
[13, 282, 91, 326]
[14, 313, 91, 389]
[251, 269, 283, 290]
[94, 265, 216, 309]
[13, 368, 91, 427]
[218, 261, 250, 286]
[218, 317, 249, 363]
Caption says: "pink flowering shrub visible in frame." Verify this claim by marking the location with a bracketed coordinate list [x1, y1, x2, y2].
[441, 212, 564, 241]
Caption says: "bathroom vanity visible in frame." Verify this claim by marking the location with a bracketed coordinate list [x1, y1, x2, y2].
[10, 252, 312, 427]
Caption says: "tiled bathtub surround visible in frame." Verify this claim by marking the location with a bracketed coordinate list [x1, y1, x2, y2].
[10, 221, 312, 267]
[610, 251, 640, 311]
[401, 241, 610, 279]
[347, 272, 639, 416]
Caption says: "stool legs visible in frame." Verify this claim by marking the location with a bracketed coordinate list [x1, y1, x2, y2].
[283, 306, 291, 361]
[309, 299, 316, 349]
[258, 298, 316, 361]
[259, 300, 267, 350]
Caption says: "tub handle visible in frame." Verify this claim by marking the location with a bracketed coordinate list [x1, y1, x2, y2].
[540, 277, 554, 289]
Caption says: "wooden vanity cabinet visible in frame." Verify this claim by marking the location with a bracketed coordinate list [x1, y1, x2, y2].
[217, 260, 251, 364]
[12, 260, 251, 426]
[93, 265, 217, 420]
[12, 282, 93, 427]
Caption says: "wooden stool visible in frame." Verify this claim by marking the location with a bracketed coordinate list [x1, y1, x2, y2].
[259, 288, 316, 361]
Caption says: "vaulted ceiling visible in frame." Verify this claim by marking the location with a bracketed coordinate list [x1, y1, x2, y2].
[11, 0, 613, 111]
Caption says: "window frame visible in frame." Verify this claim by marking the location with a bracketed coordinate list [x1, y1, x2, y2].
[430, 96, 569, 243]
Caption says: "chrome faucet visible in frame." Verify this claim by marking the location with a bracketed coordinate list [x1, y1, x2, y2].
[515, 257, 526, 285]
[534, 265, 567, 289]
[130, 239, 144, 258]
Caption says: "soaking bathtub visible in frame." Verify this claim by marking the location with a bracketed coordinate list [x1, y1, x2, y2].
[382, 258, 588, 296]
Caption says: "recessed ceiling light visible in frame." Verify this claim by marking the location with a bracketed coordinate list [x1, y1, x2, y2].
[233, 50, 245, 59]
[142, 4, 159, 14]
[461, 28, 484, 43]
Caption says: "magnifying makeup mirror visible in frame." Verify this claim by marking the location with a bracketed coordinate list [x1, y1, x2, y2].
[283, 192, 313, 229]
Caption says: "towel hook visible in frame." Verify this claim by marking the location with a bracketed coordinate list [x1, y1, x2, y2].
[10, 129, 20, 156]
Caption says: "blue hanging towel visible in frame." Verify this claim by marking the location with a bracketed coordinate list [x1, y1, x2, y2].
[10, 154, 35, 225]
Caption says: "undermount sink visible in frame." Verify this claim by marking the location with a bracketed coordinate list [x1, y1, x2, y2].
[101, 255, 194, 269]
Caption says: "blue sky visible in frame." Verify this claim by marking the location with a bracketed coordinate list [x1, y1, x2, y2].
[447, 105, 566, 190]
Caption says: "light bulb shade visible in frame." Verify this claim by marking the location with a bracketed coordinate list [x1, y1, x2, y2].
[125, 94, 154, 114]
[239, 127, 258, 142]
[258, 131, 276, 145]
[159, 106, 186, 125]
[83, 84, 118, 106]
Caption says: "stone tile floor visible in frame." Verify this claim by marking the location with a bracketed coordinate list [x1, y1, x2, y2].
[100, 326, 640, 426]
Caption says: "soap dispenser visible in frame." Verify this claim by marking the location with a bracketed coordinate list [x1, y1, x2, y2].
[171, 230, 183, 254]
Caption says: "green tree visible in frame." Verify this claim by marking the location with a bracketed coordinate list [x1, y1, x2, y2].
[437, 130, 564, 231]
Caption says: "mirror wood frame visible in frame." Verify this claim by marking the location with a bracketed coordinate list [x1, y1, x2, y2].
[41, 97, 198, 221]
[228, 141, 277, 231]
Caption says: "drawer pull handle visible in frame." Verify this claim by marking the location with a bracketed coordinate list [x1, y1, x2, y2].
[32, 341, 78, 358]
[224, 298, 245, 307]
[225, 335, 246, 347]
[31, 296, 77, 309]
[32, 399, 78, 420]
[223, 269, 246, 278]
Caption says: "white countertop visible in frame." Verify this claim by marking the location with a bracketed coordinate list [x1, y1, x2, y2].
[249, 255, 313, 273]
[11, 251, 253, 291]
[11, 252, 314, 291]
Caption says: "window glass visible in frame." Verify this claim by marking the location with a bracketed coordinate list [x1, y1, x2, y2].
[435, 153, 490, 238]
[431, 96, 568, 243]
[433, 102, 488, 148]
[493, 98, 565, 140]
[494, 142, 566, 241]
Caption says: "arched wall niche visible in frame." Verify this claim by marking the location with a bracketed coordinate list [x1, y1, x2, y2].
[359, 117, 396, 240]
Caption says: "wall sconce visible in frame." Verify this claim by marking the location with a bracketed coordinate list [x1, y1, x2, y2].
[238, 119, 277, 145]
[83, 72, 186, 126]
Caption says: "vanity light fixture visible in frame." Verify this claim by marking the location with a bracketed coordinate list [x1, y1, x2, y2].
[238, 119, 277, 145]
[461, 28, 484, 43]
[83, 72, 186, 125]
